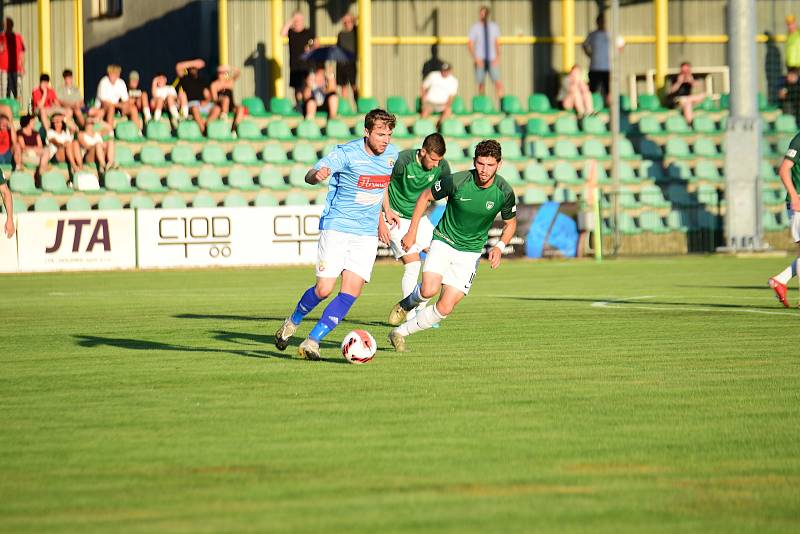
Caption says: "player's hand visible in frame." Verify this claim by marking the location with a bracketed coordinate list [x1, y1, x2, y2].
[384, 208, 400, 229]
[791, 196, 800, 212]
[488, 246, 503, 269]
[378, 218, 391, 245]
[4, 218, 14, 239]
[401, 231, 416, 252]
[314, 167, 331, 183]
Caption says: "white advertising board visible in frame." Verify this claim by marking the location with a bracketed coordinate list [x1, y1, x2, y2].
[0, 215, 17, 272]
[136, 206, 323, 269]
[16, 210, 136, 272]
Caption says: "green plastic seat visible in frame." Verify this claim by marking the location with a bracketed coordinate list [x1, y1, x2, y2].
[581, 139, 607, 159]
[115, 145, 138, 167]
[353, 119, 365, 135]
[115, 121, 143, 142]
[314, 190, 329, 205]
[638, 139, 663, 159]
[667, 161, 693, 181]
[223, 192, 249, 207]
[667, 210, 689, 231]
[553, 162, 581, 185]
[618, 162, 638, 184]
[254, 192, 279, 206]
[289, 165, 315, 189]
[292, 142, 318, 164]
[639, 185, 671, 207]
[582, 161, 609, 184]
[284, 192, 310, 206]
[527, 141, 551, 160]
[501, 95, 524, 114]
[267, 119, 294, 140]
[758, 92, 776, 111]
[320, 143, 337, 157]
[554, 116, 579, 136]
[451, 96, 468, 115]
[129, 195, 155, 209]
[553, 140, 580, 159]
[618, 188, 640, 209]
[500, 140, 525, 161]
[387, 95, 413, 116]
[237, 120, 265, 141]
[198, 167, 229, 192]
[471, 95, 498, 114]
[693, 159, 720, 182]
[228, 167, 258, 191]
[637, 115, 662, 135]
[469, 117, 495, 137]
[161, 194, 187, 209]
[192, 193, 217, 208]
[9, 171, 40, 195]
[497, 117, 519, 137]
[692, 116, 718, 134]
[413, 118, 437, 137]
[136, 170, 168, 192]
[637, 93, 663, 111]
[97, 194, 123, 210]
[528, 93, 553, 113]
[41, 171, 72, 194]
[664, 115, 691, 134]
[177, 120, 204, 141]
[552, 187, 578, 202]
[523, 188, 549, 204]
[258, 166, 289, 190]
[207, 120, 234, 141]
[166, 168, 198, 192]
[761, 160, 780, 182]
[146, 120, 173, 142]
[296, 119, 323, 140]
[139, 144, 168, 167]
[262, 142, 289, 165]
[773, 114, 797, 134]
[444, 143, 468, 162]
[501, 165, 524, 185]
[696, 184, 720, 206]
[581, 115, 607, 135]
[357, 97, 380, 113]
[104, 170, 136, 193]
[525, 118, 550, 137]
[232, 143, 259, 165]
[336, 98, 355, 117]
[270, 97, 300, 116]
[618, 138, 638, 159]
[523, 162, 550, 184]
[639, 160, 666, 181]
[592, 92, 606, 111]
[325, 119, 351, 139]
[440, 118, 468, 138]
[762, 188, 785, 206]
[242, 96, 268, 117]
[66, 195, 92, 211]
[392, 120, 412, 138]
[171, 143, 199, 166]
[201, 144, 229, 166]
[693, 138, 719, 158]
[639, 210, 669, 233]
[34, 196, 61, 212]
[763, 210, 782, 231]
[618, 212, 642, 235]
[0, 98, 20, 117]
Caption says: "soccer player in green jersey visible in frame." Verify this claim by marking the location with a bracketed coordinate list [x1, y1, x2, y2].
[768, 131, 800, 307]
[387, 139, 517, 351]
[0, 170, 15, 238]
[386, 133, 451, 319]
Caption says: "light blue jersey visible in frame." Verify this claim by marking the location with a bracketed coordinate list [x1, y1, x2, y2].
[315, 138, 399, 236]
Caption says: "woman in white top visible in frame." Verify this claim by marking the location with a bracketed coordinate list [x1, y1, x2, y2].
[78, 119, 116, 172]
[46, 112, 82, 174]
[150, 72, 180, 127]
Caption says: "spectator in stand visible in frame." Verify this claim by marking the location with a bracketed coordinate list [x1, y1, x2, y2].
[336, 13, 358, 104]
[14, 115, 48, 177]
[420, 62, 458, 126]
[786, 15, 800, 71]
[45, 112, 81, 175]
[89, 64, 142, 130]
[32, 73, 59, 125]
[209, 65, 246, 131]
[0, 113, 17, 169]
[57, 69, 85, 128]
[467, 6, 504, 102]
[78, 118, 115, 173]
[0, 18, 25, 100]
[558, 65, 594, 118]
[176, 58, 213, 134]
[303, 64, 338, 120]
[780, 68, 800, 122]
[150, 72, 179, 128]
[667, 61, 707, 125]
[127, 71, 151, 124]
[0, 166, 14, 238]
[282, 11, 317, 108]
[583, 15, 610, 104]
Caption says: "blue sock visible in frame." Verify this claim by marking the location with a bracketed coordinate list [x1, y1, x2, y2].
[308, 293, 357, 342]
[399, 284, 423, 311]
[290, 286, 324, 325]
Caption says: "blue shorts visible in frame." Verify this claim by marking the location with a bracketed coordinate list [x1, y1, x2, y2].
[0, 150, 12, 164]
[475, 63, 501, 84]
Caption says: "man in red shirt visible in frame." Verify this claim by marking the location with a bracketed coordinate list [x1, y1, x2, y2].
[0, 18, 25, 100]
[32, 73, 58, 123]
[0, 112, 17, 167]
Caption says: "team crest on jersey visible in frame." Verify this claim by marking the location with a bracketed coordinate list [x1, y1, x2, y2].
[486, 201, 495, 210]
[318, 261, 326, 272]
[788, 149, 798, 158]
[388, 158, 395, 168]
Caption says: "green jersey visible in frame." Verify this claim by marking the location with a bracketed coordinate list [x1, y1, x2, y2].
[783, 132, 800, 202]
[431, 170, 516, 252]
[388, 149, 451, 218]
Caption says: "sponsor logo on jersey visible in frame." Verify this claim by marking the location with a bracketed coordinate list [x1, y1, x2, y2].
[486, 201, 495, 210]
[318, 261, 326, 272]
[788, 148, 798, 158]
[357, 175, 391, 189]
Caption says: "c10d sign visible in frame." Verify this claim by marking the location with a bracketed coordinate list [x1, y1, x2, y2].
[136, 206, 323, 269]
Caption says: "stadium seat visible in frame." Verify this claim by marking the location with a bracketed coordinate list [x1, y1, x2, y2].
[762, 188, 785, 206]
[284, 192, 310, 206]
[336, 98, 355, 117]
[552, 187, 578, 202]
[664, 115, 691, 134]
[471, 95, 498, 114]
[320, 143, 337, 157]
[97, 194, 123, 210]
[500, 140, 525, 161]
[591, 92, 606, 111]
[525, 118, 550, 137]
[450, 96, 469, 115]
[258, 166, 289, 190]
[192, 193, 217, 208]
[237, 120, 265, 141]
[9, 171, 40, 195]
[34, 196, 61, 212]
[617, 161, 638, 184]
[528, 93, 554, 113]
[639, 160, 665, 181]
[527, 141, 550, 160]
[162, 194, 187, 209]
[232, 143, 260, 165]
[270, 97, 300, 116]
[501, 165, 524, 185]
[445, 143, 469, 163]
[553, 139, 580, 159]
[637, 115, 662, 135]
[289, 165, 314, 189]
[523, 162, 550, 184]
[223, 192, 249, 207]
[392, 120, 412, 138]
[469, 117, 495, 137]
[262, 142, 289, 165]
[522, 188, 549, 204]
[325, 119, 351, 139]
[129, 195, 155, 209]
[296, 119, 323, 140]
[618, 138, 638, 160]
[638, 139, 663, 159]
[696, 184, 719, 206]
[242, 96, 269, 117]
[353, 119, 365, 134]
[693, 138, 719, 158]
[207, 120, 234, 141]
[166, 168, 198, 192]
[136, 170, 168, 192]
[667, 210, 689, 232]
[198, 167, 229, 192]
[357, 97, 380, 113]
[115, 121, 143, 142]
[501, 95, 524, 114]
[637, 93, 664, 111]
[666, 161, 693, 181]
[665, 138, 691, 159]
[387, 95, 413, 116]
[104, 170, 136, 193]
[254, 192, 279, 206]
[581, 115, 607, 136]
[618, 212, 642, 235]
[177, 120, 204, 141]
[763, 210, 783, 231]
[761, 160, 780, 183]
[582, 161, 609, 184]
[171, 143, 199, 166]
[146, 120, 174, 142]
[694, 160, 722, 182]
[773, 114, 797, 134]
[581, 139, 608, 159]
[139, 144, 168, 167]
[41, 171, 72, 195]
[554, 116, 580, 136]
[441, 118, 468, 138]
[758, 92, 777, 111]
[692, 116, 719, 134]
[0, 97, 20, 117]
[618, 188, 639, 209]
[292, 142, 318, 164]
[66, 195, 92, 211]
[639, 210, 669, 233]
[413, 118, 437, 137]
[553, 162, 581, 185]
[267, 119, 294, 140]
[228, 167, 259, 191]
[496, 117, 519, 137]
[201, 144, 229, 166]
[639, 185, 671, 208]
[115, 145, 138, 167]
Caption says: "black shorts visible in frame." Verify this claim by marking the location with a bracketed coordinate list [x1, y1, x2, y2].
[289, 69, 309, 90]
[588, 71, 610, 95]
[336, 63, 357, 87]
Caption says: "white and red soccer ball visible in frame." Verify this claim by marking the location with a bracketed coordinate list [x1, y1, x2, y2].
[341, 330, 377, 364]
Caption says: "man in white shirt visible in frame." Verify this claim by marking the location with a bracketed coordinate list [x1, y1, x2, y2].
[89, 64, 142, 130]
[420, 63, 458, 125]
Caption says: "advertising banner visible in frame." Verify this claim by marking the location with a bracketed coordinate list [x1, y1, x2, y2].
[0, 217, 17, 272]
[16, 210, 136, 272]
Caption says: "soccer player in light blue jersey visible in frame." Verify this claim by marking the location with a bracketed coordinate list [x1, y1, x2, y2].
[275, 109, 400, 360]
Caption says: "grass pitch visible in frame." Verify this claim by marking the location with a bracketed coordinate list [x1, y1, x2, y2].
[2, 256, 799, 532]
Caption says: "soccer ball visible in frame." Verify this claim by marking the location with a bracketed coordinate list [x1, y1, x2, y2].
[341, 330, 377, 364]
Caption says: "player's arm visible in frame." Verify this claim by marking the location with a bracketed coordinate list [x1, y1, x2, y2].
[401, 188, 434, 252]
[779, 158, 799, 210]
[1, 181, 15, 238]
[488, 217, 517, 269]
[306, 146, 347, 185]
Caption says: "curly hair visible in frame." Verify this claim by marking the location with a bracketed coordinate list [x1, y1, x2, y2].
[474, 139, 502, 161]
[364, 109, 397, 131]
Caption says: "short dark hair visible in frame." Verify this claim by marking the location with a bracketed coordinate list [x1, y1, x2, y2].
[20, 115, 32, 128]
[422, 132, 446, 156]
[40, 73, 50, 82]
[62, 69, 73, 78]
[681, 61, 691, 68]
[155, 71, 167, 79]
[364, 108, 396, 131]
[474, 139, 502, 161]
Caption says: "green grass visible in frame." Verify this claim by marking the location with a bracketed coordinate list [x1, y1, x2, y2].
[2, 256, 800, 532]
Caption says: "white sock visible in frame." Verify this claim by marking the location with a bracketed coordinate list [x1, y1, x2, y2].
[144, 107, 152, 122]
[397, 303, 445, 336]
[180, 105, 188, 118]
[401, 261, 421, 298]
[775, 258, 797, 284]
[169, 105, 179, 119]
[154, 109, 161, 122]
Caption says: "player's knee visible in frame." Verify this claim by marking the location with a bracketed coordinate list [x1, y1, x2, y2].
[434, 300, 454, 316]
[420, 284, 438, 300]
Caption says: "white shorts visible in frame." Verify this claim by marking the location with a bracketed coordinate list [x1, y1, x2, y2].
[388, 215, 435, 259]
[316, 229, 379, 283]
[423, 239, 481, 295]
[791, 209, 800, 242]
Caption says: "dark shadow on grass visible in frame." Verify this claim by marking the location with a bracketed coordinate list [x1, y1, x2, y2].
[675, 285, 768, 291]
[175, 312, 391, 328]
[209, 330, 350, 364]
[501, 296, 781, 311]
